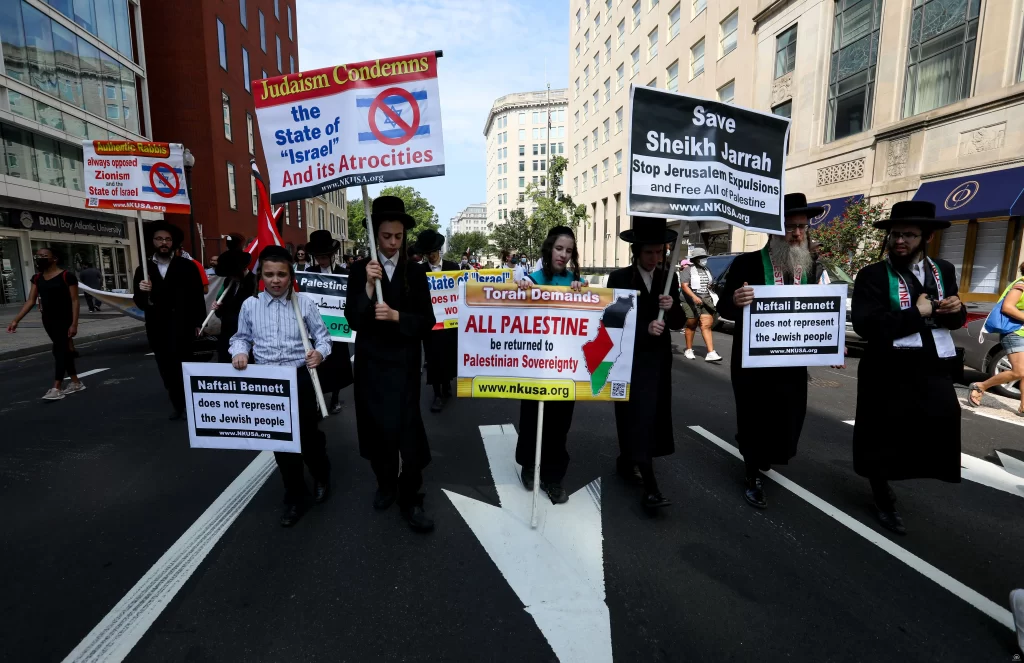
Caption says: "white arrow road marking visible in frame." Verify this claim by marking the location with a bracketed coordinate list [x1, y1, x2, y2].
[443, 424, 612, 663]
[996, 450, 1024, 479]
[65, 368, 109, 380]
[689, 425, 1014, 631]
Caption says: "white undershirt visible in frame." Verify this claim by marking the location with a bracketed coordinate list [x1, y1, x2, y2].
[429, 262, 442, 272]
[379, 251, 398, 280]
[153, 255, 170, 278]
[638, 265, 654, 292]
[909, 256, 926, 285]
[317, 265, 333, 274]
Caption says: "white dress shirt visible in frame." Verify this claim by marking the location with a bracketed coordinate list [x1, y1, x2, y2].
[638, 265, 654, 292]
[379, 251, 398, 280]
[428, 261, 442, 273]
[910, 257, 926, 285]
[229, 291, 332, 367]
[153, 255, 170, 278]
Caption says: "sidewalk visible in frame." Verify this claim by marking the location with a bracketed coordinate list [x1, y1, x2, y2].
[0, 303, 144, 361]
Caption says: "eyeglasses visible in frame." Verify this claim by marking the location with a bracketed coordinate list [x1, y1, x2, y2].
[889, 232, 922, 241]
[153, 237, 175, 244]
[784, 224, 809, 234]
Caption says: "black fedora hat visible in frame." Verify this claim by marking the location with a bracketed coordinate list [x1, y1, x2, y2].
[145, 220, 184, 249]
[784, 193, 825, 219]
[620, 217, 678, 244]
[214, 249, 251, 277]
[412, 228, 445, 254]
[371, 195, 416, 229]
[306, 229, 340, 256]
[873, 200, 951, 230]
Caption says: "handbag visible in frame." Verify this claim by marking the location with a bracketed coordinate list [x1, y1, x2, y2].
[980, 279, 1024, 340]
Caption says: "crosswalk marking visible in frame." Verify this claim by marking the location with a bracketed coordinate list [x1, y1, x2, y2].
[65, 368, 109, 380]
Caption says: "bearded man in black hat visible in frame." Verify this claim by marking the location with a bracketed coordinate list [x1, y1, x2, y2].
[606, 218, 685, 510]
[347, 195, 437, 532]
[211, 248, 257, 363]
[413, 228, 459, 412]
[718, 193, 830, 508]
[133, 220, 207, 419]
[852, 200, 964, 535]
[305, 229, 353, 415]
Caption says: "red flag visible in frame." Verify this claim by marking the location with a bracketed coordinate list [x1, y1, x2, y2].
[243, 206, 283, 272]
[253, 161, 286, 251]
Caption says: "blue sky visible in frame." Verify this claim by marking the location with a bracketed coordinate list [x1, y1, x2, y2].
[297, 0, 569, 233]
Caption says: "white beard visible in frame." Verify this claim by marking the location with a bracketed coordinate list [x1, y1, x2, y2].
[768, 236, 813, 280]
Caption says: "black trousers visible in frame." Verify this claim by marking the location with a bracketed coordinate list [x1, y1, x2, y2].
[370, 455, 422, 507]
[43, 317, 76, 382]
[83, 293, 100, 311]
[274, 368, 330, 504]
[149, 329, 194, 412]
[515, 400, 575, 483]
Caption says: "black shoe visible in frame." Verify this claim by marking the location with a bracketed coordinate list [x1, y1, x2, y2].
[442, 383, 453, 399]
[616, 461, 643, 485]
[542, 481, 568, 505]
[373, 488, 397, 510]
[873, 506, 907, 535]
[280, 503, 304, 527]
[744, 477, 767, 509]
[430, 396, 443, 413]
[400, 497, 435, 532]
[168, 409, 184, 421]
[520, 467, 535, 491]
[314, 481, 330, 504]
[642, 492, 671, 510]
[329, 402, 342, 415]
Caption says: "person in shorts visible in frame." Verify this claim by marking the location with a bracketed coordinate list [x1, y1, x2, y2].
[679, 248, 722, 362]
[967, 261, 1024, 414]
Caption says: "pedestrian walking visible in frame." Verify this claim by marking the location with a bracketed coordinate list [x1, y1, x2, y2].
[414, 228, 459, 413]
[515, 226, 587, 505]
[347, 196, 437, 532]
[79, 262, 103, 312]
[6, 247, 85, 400]
[211, 248, 257, 363]
[679, 248, 722, 362]
[718, 193, 830, 509]
[966, 261, 1024, 413]
[606, 218, 684, 510]
[133, 221, 207, 420]
[305, 229, 353, 415]
[229, 245, 333, 527]
[851, 201, 965, 535]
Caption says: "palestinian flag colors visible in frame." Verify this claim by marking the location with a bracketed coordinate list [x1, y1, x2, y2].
[582, 294, 635, 395]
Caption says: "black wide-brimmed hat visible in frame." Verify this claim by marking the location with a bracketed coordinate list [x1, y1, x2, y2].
[619, 217, 678, 244]
[145, 220, 184, 249]
[784, 193, 825, 219]
[370, 195, 416, 229]
[412, 228, 445, 254]
[873, 200, 950, 230]
[214, 249, 251, 277]
[306, 229, 340, 256]
[546, 225, 575, 239]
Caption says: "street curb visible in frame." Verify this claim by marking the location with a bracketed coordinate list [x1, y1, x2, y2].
[0, 327, 146, 362]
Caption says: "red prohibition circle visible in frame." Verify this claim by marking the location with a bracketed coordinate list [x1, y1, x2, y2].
[368, 87, 421, 146]
[149, 162, 180, 199]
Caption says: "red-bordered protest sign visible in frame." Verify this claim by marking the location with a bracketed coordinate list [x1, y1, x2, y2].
[83, 141, 191, 214]
[368, 87, 422, 146]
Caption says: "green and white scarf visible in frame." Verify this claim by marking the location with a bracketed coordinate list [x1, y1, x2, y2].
[884, 257, 955, 357]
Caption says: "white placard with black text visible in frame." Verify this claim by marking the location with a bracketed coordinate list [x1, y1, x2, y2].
[741, 284, 847, 368]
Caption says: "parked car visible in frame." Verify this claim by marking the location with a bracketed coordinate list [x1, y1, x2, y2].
[955, 301, 1020, 398]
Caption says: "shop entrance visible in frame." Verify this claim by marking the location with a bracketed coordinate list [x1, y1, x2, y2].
[101, 246, 129, 291]
[0, 235, 25, 305]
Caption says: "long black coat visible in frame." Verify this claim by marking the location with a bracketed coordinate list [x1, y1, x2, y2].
[423, 259, 460, 384]
[307, 265, 354, 393]
[214, 271, 258, 362]
[348, 257, 436, 469]
[852, 258, 965, 481]
[133, 257, 206, 353]
[718, 250, 821, 466]
[607, 265, 685, 462]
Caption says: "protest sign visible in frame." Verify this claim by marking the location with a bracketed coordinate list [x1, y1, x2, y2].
[428, 268, 513, 330]
[741, 284, 847, 368]
[183, 362, 301, 453]
[296, 272, 354, 343]
[627, 86, 790, 235]
[253, 51, 445, 204]
[457, 282, 637, 401]
[83, 141, 191, 213]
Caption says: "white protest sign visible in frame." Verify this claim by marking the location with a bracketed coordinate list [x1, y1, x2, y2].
[83, 141, 191, 213]
[253, 51, 445, 204]
[428, 268, 513, 330]
[457, 282, 638, 401]
[183, 362, 301, 453]
[741, 284, 847, 368]
[296, 272, 354, 343]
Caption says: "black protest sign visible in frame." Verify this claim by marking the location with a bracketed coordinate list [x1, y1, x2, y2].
[627, 86, 790, 234]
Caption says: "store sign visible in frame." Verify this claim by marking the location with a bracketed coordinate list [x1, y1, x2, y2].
[3, 209, 126, 238]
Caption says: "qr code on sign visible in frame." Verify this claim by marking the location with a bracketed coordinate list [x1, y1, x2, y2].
[88, 198, 99, 206]
[610, 382, 626, 399]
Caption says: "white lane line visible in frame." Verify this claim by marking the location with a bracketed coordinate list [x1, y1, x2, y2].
[145, 352, 154, 356]
[65, 368, 109, 380]
[63, 451, 277, 663]
[842, 419, 856, 426]
[688, 425, 1015, 632]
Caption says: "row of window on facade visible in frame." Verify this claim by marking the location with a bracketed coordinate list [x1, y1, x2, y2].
[491, 108, 566, 131]
[0, 119, 85, 190]
[1, 0, 142, 135]
[573, 154, 621, 195]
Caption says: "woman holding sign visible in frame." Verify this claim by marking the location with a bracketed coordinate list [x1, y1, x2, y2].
[607, 219, 685, 510]
[515, 226, 587, 505]
[348, 196, 437, 533]
[306, 230, 354, 415]
[413, 228, 459, 413]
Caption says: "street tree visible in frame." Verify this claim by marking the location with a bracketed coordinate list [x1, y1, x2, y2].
[444, 231, 490, 262]
[810, 197, 887, 277]
[490, 208, 544, 261]
[524, 155, 587, 239]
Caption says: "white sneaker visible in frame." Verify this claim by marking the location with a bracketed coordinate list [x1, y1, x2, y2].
[61, 381, 86, 395]
[1011, 588, 1024, 654]
[705, 351, 723, 362]
[41, 388, 65, 401]
[683, 349, 696, 360]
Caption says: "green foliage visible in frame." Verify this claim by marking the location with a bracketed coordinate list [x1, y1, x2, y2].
[346, 185, 440, 252]
[444, 231, 490, 262]
[810, 197, 887, 276]
[490, 208, 544, 261]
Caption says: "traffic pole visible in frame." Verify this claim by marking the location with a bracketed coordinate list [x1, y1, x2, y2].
[290, 292, 330, 419]
[360, 184, 384, 304]
[657, 220, 686, 323]
[530, 401, 545, 528]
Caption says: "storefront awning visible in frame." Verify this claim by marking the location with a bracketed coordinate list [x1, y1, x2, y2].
[806, 194, 864, 228]
[912, 166, 1024, 220]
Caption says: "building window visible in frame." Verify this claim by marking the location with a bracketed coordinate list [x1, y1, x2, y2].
[576, 8, 582, 30]
[593, 90, 599, 110]
[519, 160, 525, 171]
[718, 80, 735, 104]
[217, 18, 227, 70]
[290, 55, 295, 74]
[274, 0, 280, 19]
[721, 10, 738, 57]
[773, 100, 792, 118]
[222, 92, 232, 140]
[615, 150, 623, 174]
[227, 162, 237, 209]
[615, 107, 623, 133]
[519, 145, 525, 155]
[775, 25, 797, 79]
[617, 64, 625, 89]
[903, 0, 980, 118]
[691, 39, 705, 77]
[287, 5, 293, 40]
[603, 77, 611, 102]
[826, 0, 882, 142]
[240, 0, 247, 28]
[669, 3, 681, 39]
[318, 207, 325, 230]
[648, 77, 657, 88]
[617, 19, 625, 47]
[583, 137, 589, 157]
[250, 173, 257, 214]
[243, 48, 251, 92]
[693, 0, 706, 17]
[602, 157, 609, 181]
[259, 10, 266, 51]
[575, 78, 581, 98]
[246, 113, 255, 155]
[603, 118, 610, 141]
[648, 27, 658, 60]
[632, 1, 642, 30]
[604, 37, 611, 63]
[631, 47, 640, 77]
[585, 29, 590, 46]
[594, 52, 600, 75]
[276, 35, 282, 72]
[667, 60, 679, 91]
[519, 177, 525, 187]
[583, 101, 589, 121]
[584, 66, 590, 87]
[650, 0, 659, 11]
[595, 12, 601, 29]
[592, 165, 598, 186]
[262, 69, 268, 81]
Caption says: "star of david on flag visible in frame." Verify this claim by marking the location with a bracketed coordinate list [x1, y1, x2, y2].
[356, 87, 432, 143]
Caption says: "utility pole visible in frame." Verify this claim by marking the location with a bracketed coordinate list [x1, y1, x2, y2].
[546, 82, 553, 199]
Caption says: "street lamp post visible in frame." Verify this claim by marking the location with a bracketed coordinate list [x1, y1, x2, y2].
[183, 148, 197, 259]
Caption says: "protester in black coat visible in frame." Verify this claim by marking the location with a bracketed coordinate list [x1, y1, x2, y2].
[133, 221, 206, 419]
[306, 230, 354, 414]
[413, 228, 460, 413]
[347, 196, 437, 532]
[212, 249, 257, 363]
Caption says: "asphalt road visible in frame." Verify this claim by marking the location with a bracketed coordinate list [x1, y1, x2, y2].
[1, 330, 1022, 662]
